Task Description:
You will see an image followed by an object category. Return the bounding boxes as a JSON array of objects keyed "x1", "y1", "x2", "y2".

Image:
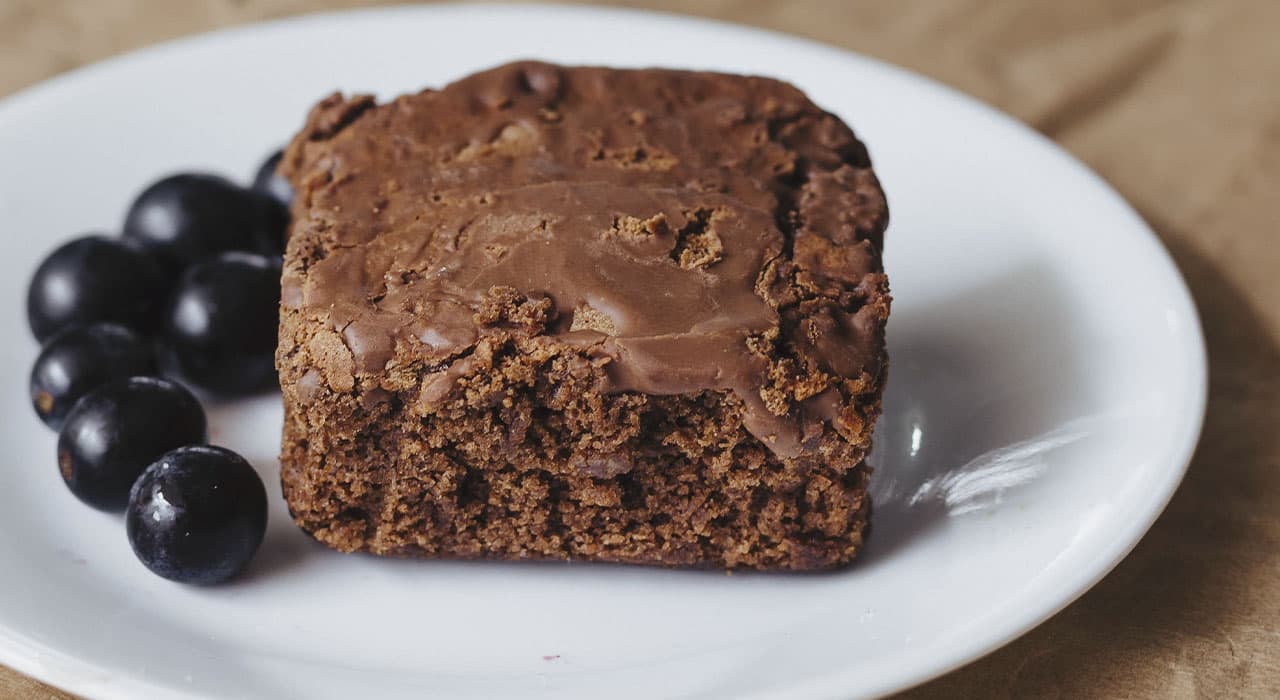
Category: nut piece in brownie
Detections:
[{"x1": 276, "y1": 61, "x2": 890, "y2": 570}]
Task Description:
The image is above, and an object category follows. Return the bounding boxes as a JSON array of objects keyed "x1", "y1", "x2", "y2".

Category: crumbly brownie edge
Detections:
[{"x1": 277, "y1": 305, "x2": 877, "y2": 570}]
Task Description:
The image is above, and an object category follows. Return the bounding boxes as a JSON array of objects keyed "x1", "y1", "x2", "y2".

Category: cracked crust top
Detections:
[{"x1": 279, "y1": 61, "x2": 889, "y2": 458}]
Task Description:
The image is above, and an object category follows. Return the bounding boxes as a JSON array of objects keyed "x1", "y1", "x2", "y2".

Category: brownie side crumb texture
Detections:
[{"x1": 276, "y1": 61, "x2": 890, "y2": 570}]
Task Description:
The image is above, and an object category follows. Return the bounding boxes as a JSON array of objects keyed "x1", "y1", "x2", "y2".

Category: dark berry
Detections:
[
  {"x1": 252, "y1": 149, "x2": 294, "y2": 208},
  {"x1": 26, "y1": 235, "x2": 168, "y2": 342},
  {"x1": 251, "y1": 151, "x2": 292, "y2": 254},
  {"x1": 30, "y1": 323, "x2": 157, "y2": 430},
  {"x1": 257, "y1": 198, "x2": 290, "y2": 256},
  {"x1": 57, "y1": 376, "x2": 206, "y2": 511},
  {"x1": 122, "y1": 173, "x2": 287, "y2": 263},
  {"x1": 126, "y1": 445, "x2": 267, "y2": 585},
  {"x1": 162, "y1": 252, "x2": 281, "y2": 395}
]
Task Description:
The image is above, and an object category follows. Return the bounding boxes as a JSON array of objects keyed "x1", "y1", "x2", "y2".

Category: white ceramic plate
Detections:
[{"x1": 0, "y1": 5, "x2": 1206, "y2": 699}]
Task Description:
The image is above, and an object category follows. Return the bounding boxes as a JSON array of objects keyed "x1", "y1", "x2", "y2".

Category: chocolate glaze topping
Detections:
[{"x1": 281, "y1": 62, "x2": 889, "y2": 457}]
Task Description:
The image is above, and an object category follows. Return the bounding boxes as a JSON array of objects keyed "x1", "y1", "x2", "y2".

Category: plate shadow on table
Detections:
[
  {"x1": 898, "y1": 217, "x2": 1280, "y2": 697},
  {"x1": 861, "y1": 259, "x2": 1095, "y2": 567}
]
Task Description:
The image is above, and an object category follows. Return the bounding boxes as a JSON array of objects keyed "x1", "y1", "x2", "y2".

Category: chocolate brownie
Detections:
[{"x1": 276, "y1": 61, "x2": 889, "y2": 570}]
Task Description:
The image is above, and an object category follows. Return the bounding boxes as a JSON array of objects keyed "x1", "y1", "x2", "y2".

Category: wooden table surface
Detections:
[{"x1": 3, "y1": 1, "x2": 1278, "y2": 698}]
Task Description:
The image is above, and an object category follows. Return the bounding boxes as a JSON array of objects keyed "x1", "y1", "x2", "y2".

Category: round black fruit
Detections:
[
  {"x1": 127, "y1": 445, "x2": 267, "y2": 585},
  {"x1": 163, "y1": 252, "x2": 281, "y2": 395},
  {"x1": 251, "y1": 149, "x2": 294, "y2": 208},
  {"x1": 122, "y1": 173, "x2": 287, "y2": 263},
  {"x1": 26, "y1": 235, "x2": 168, "y2": 342},
  {"x1": 30, "y1": 323, "x2": 157, "y2": 430},
  {"x1": 57, "y1": 376, "x2": 206, "y2": 511}
]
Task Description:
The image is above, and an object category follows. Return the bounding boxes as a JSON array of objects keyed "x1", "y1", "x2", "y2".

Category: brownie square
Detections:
[{"x1": 276, "y1": 61, "x2": 889, "y2": 570}]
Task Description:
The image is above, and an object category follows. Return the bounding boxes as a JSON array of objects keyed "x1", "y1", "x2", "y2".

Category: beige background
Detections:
[{"x1": 2, "y1": 1, "x2": 1278, "y2": 698}]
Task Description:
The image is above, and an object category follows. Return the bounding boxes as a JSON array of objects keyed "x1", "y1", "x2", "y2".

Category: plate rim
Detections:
[{"x1": 0, "y1": 3, "x2": 1208, "y2": 699}]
